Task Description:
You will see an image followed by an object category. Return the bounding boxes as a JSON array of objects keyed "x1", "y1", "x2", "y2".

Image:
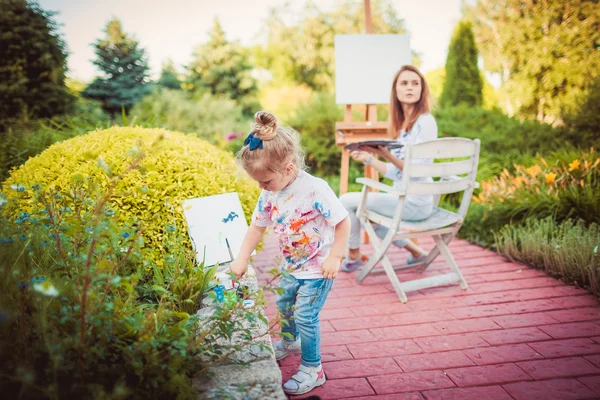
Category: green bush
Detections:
[
  {"x1": 0, "y1": 154, "x2": 274, "y2": 399},
  {"x1": 495, "y1": 218, "x2": 600, "y2": 295},
  {"x1": 460, "y1": 148, "x2": 600, "y2": 246},
  {"x1": 129, "y1": 88, "x2": 248, "y2": 142},
  {"x1": 2, "y1": 126, "x2": 261, "y2": 269},
  {"x1": 434, "y1": 104, "x2": 598, "y2": 155}
]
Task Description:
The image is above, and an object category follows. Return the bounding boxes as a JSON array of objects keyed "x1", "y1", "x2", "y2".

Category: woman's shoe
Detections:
[{"x1": 407, "y1": 253, "x2": 426, "y2": 265}]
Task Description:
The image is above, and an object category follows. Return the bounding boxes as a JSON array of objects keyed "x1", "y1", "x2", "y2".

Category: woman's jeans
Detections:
[
  {"x1": 340, "y1": 192, "x2": 433, "y2": 249},
  {"x1": 276, "y1": 274, "x2": 333, "y2": 367}
]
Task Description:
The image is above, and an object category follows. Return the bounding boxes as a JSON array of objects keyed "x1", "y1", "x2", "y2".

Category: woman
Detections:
[{"x1": 340, "y1": 65, "x2": 437, "y2": 272}]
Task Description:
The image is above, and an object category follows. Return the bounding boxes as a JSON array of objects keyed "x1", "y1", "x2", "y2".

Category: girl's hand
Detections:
[
  {"x1": 229, "y1": 259, "x2": 248, "y2": 280},
  {"x1": 349, "y1": 150, "x2": 372, "y2": 164},
  {"x1": 322, "y1": 255, "x2": 341, "y2": 279}
]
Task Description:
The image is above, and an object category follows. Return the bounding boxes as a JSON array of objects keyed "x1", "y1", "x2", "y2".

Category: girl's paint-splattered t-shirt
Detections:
[{"x1": 252, "y1": 170, "x2": 348, "y2": 279}]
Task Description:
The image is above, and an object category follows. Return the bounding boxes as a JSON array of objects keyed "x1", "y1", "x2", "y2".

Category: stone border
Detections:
[{"x1": 193, "y1": 265, "x2": 286, "y2": 400}]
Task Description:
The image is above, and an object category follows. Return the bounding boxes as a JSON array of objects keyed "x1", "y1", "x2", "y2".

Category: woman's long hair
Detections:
[{"x1": 388, "y1": 65, "x2": 432, "y2": 138}]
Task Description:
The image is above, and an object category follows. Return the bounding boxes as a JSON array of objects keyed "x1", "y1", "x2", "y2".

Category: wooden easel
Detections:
[
  {"x1": 335, "y1": 107, "x2": 387, "y2": 195},
  {"x1": 335, "y1": 0, "x2": 386, "y2": 196}
]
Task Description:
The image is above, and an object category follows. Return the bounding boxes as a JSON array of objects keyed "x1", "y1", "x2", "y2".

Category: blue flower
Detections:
[
  {"x1": 104, "y1": 210, "x2": 116, "y2": 216},
  {"x1": 32, "y1": 184, "x2": 41, "y2": 190},
  {"x1": 121, "y1": 232, "x2": 131, "y2": 239},
  {"x1": 166, "y1": 225, "x2": 176, "y2": 232}
]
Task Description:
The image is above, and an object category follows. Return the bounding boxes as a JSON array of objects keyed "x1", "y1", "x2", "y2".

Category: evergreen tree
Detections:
[
  {"x1": 187, "y1": 19, "x2": 257, "y2": 106},
  {"x1": 83, "y1": 19, "x2": 150, "y2": 116},
  {"x1": 157, "y1": 59, "x2": 181, "y2": 90},
  {"x1": 0, "y1": 0, "x2": 74, "y2": 126},
  {"x1": 440, "y1": 20, "x2": 483, "y2": 108}
]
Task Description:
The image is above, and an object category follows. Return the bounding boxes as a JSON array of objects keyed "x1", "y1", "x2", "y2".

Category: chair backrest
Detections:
[{"x1": 401, "y1": 138, "x2": 481, "y2": 217}]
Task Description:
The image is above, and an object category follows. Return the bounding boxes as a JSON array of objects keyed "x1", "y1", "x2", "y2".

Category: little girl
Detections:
[{"x1": 230, "y1": 111, "x2": 350, "y2": 396}]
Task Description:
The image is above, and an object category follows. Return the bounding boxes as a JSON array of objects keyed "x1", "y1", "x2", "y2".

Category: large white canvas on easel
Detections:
[
  {"x1": 182, "y1": 192, "x2": 250, "y2": 267},
  {"x1": 335, "y1": 34, "x2": 411, "y2": 104}
]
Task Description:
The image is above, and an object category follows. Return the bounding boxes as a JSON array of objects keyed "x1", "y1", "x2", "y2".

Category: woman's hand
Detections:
[
  {"x1": 349, "y1": 150, "x2": 372, "y2": 164},
  {"x1": 362, "y1": 145, "x2": 393, "y2": 161}
]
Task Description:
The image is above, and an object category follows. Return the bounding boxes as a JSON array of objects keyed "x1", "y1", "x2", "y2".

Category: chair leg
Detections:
[
  {"x1": 417, "y1": 231, "x2": 454, "y2": 273},
  {"x1": 433, "y1": 234, "x2": 468, "y2": 290},
  {"x1": 380, "y1": 254, "x2": 408, "y2": 303},
  {"x1": 356, "y1": 220, "x2": 393, "y2": 283}
]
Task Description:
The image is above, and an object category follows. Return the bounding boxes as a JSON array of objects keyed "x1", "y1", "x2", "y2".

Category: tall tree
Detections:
[
  {"x1": 0, "y1": 0, "x2": 74, "y2": 126},
  {"x1": 426, "y1": 67, "x2": 498, "y2": 109},
  {"x1": 83, "y1": 19, "x2": 150, "y2": 116},
  {"x1": 464, "y1": 0, "x2": 600, "y2": 123},
  {"x1": 440, "y1": 20, "x2": 483, "y2": 108},
  {"x1": 258, "y1": 0, "x2": 411, "y2": 91},
  {"x1": 157, "y1": 59, "x2": 181, "y2": 90},
  {"x1": 186, "y1": 18, "x2": 257, "y2": 108}
]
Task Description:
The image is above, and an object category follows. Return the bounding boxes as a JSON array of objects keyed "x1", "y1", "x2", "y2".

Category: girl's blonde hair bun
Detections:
[{"x1": 252, "y1": 111, "x2": 278, "y2": 141}]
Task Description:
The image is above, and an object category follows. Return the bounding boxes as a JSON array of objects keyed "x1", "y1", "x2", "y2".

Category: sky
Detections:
[{"x1": 39, "y1": 0, "x2": 463, "y2": 83}]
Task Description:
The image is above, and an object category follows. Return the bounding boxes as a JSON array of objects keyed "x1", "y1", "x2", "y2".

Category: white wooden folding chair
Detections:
[{"x1": 355, "y1": 138, "x2": 481, "y2": 303}]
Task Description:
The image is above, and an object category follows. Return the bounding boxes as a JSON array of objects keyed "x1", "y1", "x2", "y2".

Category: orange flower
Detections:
[
  {"x1": 545, "y1": 172, "x2": 557, "y2": 184},
  {"x1": 568, "y1": 159, "x2": 580, "y2": 171},
  {"x1": 526, "y1": 165, "x2": 542, "y2": 177},
  {"x1": 513, "y1": 176, "x2": 525, "y2": 188}
]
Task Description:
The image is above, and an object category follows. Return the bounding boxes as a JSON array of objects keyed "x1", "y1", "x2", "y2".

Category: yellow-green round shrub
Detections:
[{"x1": 1, "y1": 126, "x2": 260, "y2": 266}]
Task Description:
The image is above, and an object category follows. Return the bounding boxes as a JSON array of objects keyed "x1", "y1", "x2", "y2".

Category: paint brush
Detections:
[{"x1": 225, "y1": 237, "x2": 234, "y2": 262}]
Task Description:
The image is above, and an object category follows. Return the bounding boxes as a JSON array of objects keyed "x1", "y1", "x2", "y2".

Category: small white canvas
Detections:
[
  {"x1": 335, "y1": 34, "x2": 411, "y2": 104},
  {"x1": 182, "y1": 192, "x2": 251, "y2": 267}
]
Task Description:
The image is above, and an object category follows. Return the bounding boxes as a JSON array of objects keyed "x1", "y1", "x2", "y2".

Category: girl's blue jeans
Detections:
[{"x1": 276, "y1": 274, "x2": 334, "y2": 367}]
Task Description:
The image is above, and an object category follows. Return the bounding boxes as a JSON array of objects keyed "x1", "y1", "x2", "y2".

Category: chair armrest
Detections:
[
  {"x1": 474, "y1": 182, "x2": 480, "y2": 189},
  {"x1": 355, "y1": 178, "x2": 404, "y2": 195}
]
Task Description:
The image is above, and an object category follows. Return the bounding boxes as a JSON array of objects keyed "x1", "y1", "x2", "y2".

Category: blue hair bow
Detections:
[{"x1": 243, "y1": 132, "x2": 263, "y2": 151}]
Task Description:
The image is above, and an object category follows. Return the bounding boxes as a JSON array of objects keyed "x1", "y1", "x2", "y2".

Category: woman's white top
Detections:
[{"x1": 383, "y1": 112, "x2": 438, "y2": 208}]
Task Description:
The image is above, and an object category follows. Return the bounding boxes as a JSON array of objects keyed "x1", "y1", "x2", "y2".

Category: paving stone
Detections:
[
  {"x1": 323, "y1": 357, "x2": 402, "y2": 379},
  {"x1": 415, "y1": 332, "x2": 489, "y2": 352},
  {"x1": 370, "y1": 323, "x2": 440, "y2": 341},
  {"x1": 478, "y1": 327, "x2": 552, "y2": 345},
  {"x1": 491, "y1": 312, "x2": 559, "y2": 329},
  {"x1": 517, "y1": 357, "x2": 600, "y2": 379},
  {"x1": 445, "y1": 363, "x2": 531, "y2": 387},
  {"x1": 529, "y1": 338, "x2": 600, "y2": 358},
  {"x1": 434, "y1": 317, "x2": 502, "y2": 334},
  {"x1": 422, "y1": 385, "x2": 513, "y2": 400},
  {"x1": 348, "y1": 339, "x2": 422, "y2": 359},
  {"x1": 290, "y1": 377, "x2": 375, "y2": 399},
  {"x1": 503, "y1": 378, "x2": 597, "y2": 400},
  {"x1": 321, "y1": 329, "x2": 378, "y2": 346},
  {"x1": 578, "y1": 375, "x2": 600, "y2": 395},
  {"x1": 463, "y1": 343, "x2": 543, "y2": 365},
  {"x1": 540, "y1": 322, "x2": 600, "y2": 339},
  {"x1": 546, "y1": 307, "x2": 600, "y2": 323},
  {"x1": 394, "y1": 350, "x2": 474, "y2": 372},
  {"x1": 368, "y1": 370, "x2": 456, "y2": 394}
]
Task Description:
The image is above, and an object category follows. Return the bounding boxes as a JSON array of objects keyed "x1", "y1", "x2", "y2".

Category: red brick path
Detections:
[{"x1": 252, "y1": 232, "x2": 600, "y2": 400}]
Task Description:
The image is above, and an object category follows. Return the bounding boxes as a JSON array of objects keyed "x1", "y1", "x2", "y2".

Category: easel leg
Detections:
[{"x1": 340, "y1": 148, "x2": 350, "y2": 196}]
